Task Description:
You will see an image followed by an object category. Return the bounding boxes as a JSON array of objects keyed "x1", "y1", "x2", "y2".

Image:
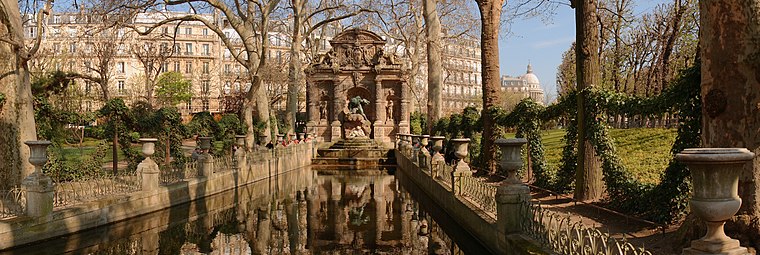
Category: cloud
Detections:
[{"x1": 532, "y1": 36, "x2": 575, "y2": 49}]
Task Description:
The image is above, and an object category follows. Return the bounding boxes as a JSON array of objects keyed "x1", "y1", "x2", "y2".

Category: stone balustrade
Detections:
[
  {"x1": 395, "y1": 135, "x2": 654, "y2": 255},
  {"x1": 0, "y1": 137, "x2": 314, "y2": 250}
]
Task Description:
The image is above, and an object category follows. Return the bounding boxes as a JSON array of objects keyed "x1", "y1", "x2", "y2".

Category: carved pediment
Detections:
[{"x1": 312, "y1": 29, "x2": 401, "y2": 72}]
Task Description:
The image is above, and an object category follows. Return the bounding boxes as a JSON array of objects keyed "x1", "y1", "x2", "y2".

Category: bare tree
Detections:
[
  {"x1": 0, "y1": 0, "x2": 52, "y2": 188},
  {"x1": 131, "y1": 0, "x2": 284, "y2": 149},
  {"x1": 131, "y1": 28, "x2": 175, "y2": 106},
  {"x1": 475, "y1": 0, "x2": 504, "y2": 175}
]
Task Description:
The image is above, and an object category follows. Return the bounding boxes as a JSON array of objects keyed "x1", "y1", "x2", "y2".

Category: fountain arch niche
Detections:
[{"x1": 305, "y1": 29, "x2": 409, "y2": 147}]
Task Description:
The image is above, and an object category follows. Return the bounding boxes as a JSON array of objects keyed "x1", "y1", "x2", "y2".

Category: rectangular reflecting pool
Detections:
[{"x1": 2, "y1": 168, "x2": 489, "y2": 254}]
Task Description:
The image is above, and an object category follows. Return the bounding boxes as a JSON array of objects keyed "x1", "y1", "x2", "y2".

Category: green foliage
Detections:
[
  {"x1": 410, "y1": 112, "x2": 427, "y2": 134},
  {"x1": 155, "y1": 72, "x2": 193, "y2": 107},
  {"x1": 32, "y1": 71, "x2": 96, "y2": 144},
  {"x1": 187, "y1": 112, "x2": 220, "y2": 137},
  {"x1": 490, "y1": 64, "x2": 701, "y2": 223},
  {"x1": 217, "y1": 113, "x2": 245, "y2": 155},
  {"x1": 43, "y1": 142, "x2": 109, "y2": 181}
]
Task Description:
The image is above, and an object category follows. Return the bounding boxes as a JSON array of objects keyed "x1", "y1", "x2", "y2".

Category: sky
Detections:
[{"x1": 499, "y1": 0, "x2": 663, "y2": 103}]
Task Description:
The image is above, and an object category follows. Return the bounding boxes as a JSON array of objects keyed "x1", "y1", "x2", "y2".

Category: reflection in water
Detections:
[{"x1": 3, "y1": 170, "x2": 479, "y2": 254}]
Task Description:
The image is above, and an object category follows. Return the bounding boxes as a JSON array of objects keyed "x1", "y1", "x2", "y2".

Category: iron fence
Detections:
[
  {"x1": 160, "y1": 161, "x2": 198, "y2": 185},
  {"x1": 460, "y1": 175, "x2": 497, "y2": 216},
  {"x1": 54, "y1": 173, "x2": 141, "y2": 208},
  {"x1": 213, "y1": 156, "x2": 233, "y2": 173},
  {"x1": 521, "y1": 201, "x2": 653, "y2": 255},
  {"x1": 0, "y1": 187, "x2": 25, "y2": 219}
]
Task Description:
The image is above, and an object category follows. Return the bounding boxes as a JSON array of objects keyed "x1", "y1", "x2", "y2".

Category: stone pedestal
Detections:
[
  {"x1": 22, "y1": 173, "x2": 53, "y2": 218},
  {"x1": 331, "y1": 121, "x2": 342, "y2": 142},
  {"x1": 496, "y1": 184, "x2": 531, "y2": 234},
  {"x1": 22, "y1": 140, "x2": 53, "y2": 218},
  {"x1": 138, "y1": 138, "x2": 160, "y2": 191}
]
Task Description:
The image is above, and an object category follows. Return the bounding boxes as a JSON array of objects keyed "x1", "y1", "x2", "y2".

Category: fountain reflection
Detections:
[{"x1": 2, "y1": 169, "x2": 474, "y2": 255}]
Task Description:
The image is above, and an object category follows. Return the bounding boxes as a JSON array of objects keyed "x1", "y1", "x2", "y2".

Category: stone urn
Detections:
[
  {"x1": 25, "y1": 140, "x2": 52, "y2": 175},
  {"x1": 276, "y1": 134, "x2": 285, "y2": 144},
  {"x1": 495, "y1": 138, "x2": 527, "y2": 184},
  {"x1": 450, "y1": 138, "x2": 471, "y2": 172},
  {"x1": 421, "y1": 135, "x2": 430, "y2": 149},
  {"x1": 259, "y1": 135, "x2": 269, "y2": 146},
  {"x1": 431, "y1": 136, "x2": 445, "y2": 156},
  {"x1": 676, "y1": 148, "x2": 754, "y2": 255},
  {"x1": 235, "y1": 135, "x2": 247, "y2": 147},
  {"x1": 139, "y1": 138, "x2": 158, "y2": 157},
  {"x1": 199, "y1": 137, "x2": 212, "y2": 151},
  {"x1": 298, "y1": 133, "x2": 306, "y2": 140}
]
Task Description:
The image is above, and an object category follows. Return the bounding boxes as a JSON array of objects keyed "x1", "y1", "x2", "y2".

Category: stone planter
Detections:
[
  {"x1": 421, "y1": 135, "x2": 430, "y2": 149},
  {"x1": 235, "y1": 135, "x2": 247, "y2": 147},
  {"x1": 138, "y1": 138, "x2": 160, "y2": 191},
  {"x1": 676, "y1": 148, "x2": 753, "y2": 255},
  {"x1": 431, "y1": 136, "x2": 445, "y2": 156},
  {"x1": 298, "y1": 133, "x2": 306, "y2": 140},
  {"x1": 199, "y1": 137, "x2": 212, "y2": 150},
  {"x1": 450, "y1": 138, "x2": 471, "y2": 173},
  {"x1": 22, "y1": 140, "x2": 53, "y2": 218},
  {"x1": 495, "y1": 138, "x2": 527, "y2": 184},
  {"x1": 276, "y1": 134, "x2": 285, "y2": 144}
]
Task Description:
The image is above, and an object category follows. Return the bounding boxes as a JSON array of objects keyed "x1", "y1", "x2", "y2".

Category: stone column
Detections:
[
  {"x1": 235, "y1": 135, "x2": 247, "y2": 172},
  {"x1": 374, "y1": 78, "x2": 385, "y2": 144},
  {"x1": 22, "y1": 141, "x2": 53, "y2": 218},
  {"x1": 331, "y1": 77, "x2": 343, "y2": 142},
  {"x1": 495, "y1": 138, "x2": 531, "y2": 250},
  {"x1": 198, "y1": 137, "x2": 213, "y2": 177},
  {"x1": 306, "y1": 82, "x2": 317, "y2": 127},
  {"x1": 450, "y1": 138, "x2": 471, "y2": 195},
  {"x1": 399, "y1": 81, "x2": 410, "y2": 134},
  {"x1": 418, "y1": 135, "x2": 430, "y2": 169},
  {"x1": 138, "y1": 138, "x2": 160, "y2": 191}
]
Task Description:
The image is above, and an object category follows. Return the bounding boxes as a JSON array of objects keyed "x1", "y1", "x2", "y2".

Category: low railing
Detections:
[
  {"x1": 160, "y1": 161, "x2": 198, "y2": 185},
  {"x1": 0, "y1": 188, "x2": 26, "y2": 219},
  {"x1": 437, "y1": 163, "x2": 454, "y2": 189},
  {"x1": 460, "y1": 175, "x2": 497, "y2": 216},
  {"x1": 53, "y1": 173, "x2": 141, "y2": 208},
  {"x1": 213, "y1": 156, "x2": 233, "y2": 173},
  {"x1": 521, "y1": 201, "x2": 652, "y2": 255}
]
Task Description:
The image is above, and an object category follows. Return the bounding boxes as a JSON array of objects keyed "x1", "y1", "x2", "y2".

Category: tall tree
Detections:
[
  {"x1": 0, "y1": 0, "x2": 51, "y2": 188},
  {"x1": 133, "y1": 0, "x2": 282, "y2": 149},
  {"x1": 572, "y1": 0, "x2": 603, "y2": 201},
  {"x1": 700, "y1": 0, "x2": 760, "y2": 247},
  {"x1": 424, "y1": 0, "x2": 442, "y2": 134},
  {"x1": 475, "y1": 0, "x2": 504, "y2": 175}
]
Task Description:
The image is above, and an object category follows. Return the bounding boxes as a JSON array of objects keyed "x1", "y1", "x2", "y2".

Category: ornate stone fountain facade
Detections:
[{"x1": 305, "y1": 29, "x2": 409, "y2": 147}]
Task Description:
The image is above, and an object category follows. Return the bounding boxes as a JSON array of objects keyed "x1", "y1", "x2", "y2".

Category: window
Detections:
[
  {"x1": 69, "y1": 15, "x2": 76, "y2": 23},
  {"x1": 52, "y1": 27, "x2": 60, "y2": 36},
  {"x1": 161, "y1": 62, "x2": 168, "y2": 72},
  {"x1": 68, "y1": 61, "x2": 75, "y2": 70},
  {"x1": 27, "y1": 27, "x2": 36, "y2": 38},
  {"x1": 224, "y1": 64, "x2": 230, "y2": 74},
  {"x1": 83, "y1": 61, "x2": 91, "y2": 70},
  {"x1": 223, "y1": 49, "x2": 231, "y2": 59},
  {"x1": 174, "y1": 62, "x2": 180, "y2": 72},
  {"x1": 117, "y1": 62, "x2": 125, "y2": 74},
  {"x1": 162, "y1": 27, "x2": 169, "y2": 34},
  {"x1": 117, "y1": 44, "x2": 125, "y2": 54},
  {"x1": 185, "y1": 27, "x2": 192, "y2": 35},
  {"x1": 85, "y1": 82, "x2": 92, "y2": 93},
  {"x1": 185, "y1": 61, "x2": 192, "y2": 73},
  {"x1": 185, "y1": 43, "x2": 193, "y2": 55},
  {"x1": 202, "y1": 28, "x2": 209, "y2": 36},
  {"x1": 69, "y1": 43, "x2": 76, "y2": 53},
  {"x1": 202, "y1": 62, "x2": 209, "y2": 74},
  {"x1": 202, "y1": 44, "x2": 209, "y2": 56},
  {"x1": 202, "y1": 99, "x2": 209, "y2": 111},
  {"x1": 85, "y1": 101, "x2": 92, "y2": 112},
  {"x1": 68, "y1": 27, "x2": 76, "y2": 37},
  {"x1": 201, "y1": 80, "x2": 210, "y2": 94},
  {"x1": 117, "y1": 28, "x2": 125, "y2": 37},
  {"x1": 53, "y1": 43, "x2": 61, "y2": 53},
  {"x1": 53, "y1": 15, "x2": 61, "y2": 24},
  {"x1": 186, "y1": 100, "x2": 192, "y2": 110},
  {"x1": 85, "y1": 43, "x2": 93, "y2": 53},
  {"x1": 117, "y1": 81, "x2": 125, "y2": 95},
  {"x1": 276, "y1": 51, "x2": 282, "y2": 63}
]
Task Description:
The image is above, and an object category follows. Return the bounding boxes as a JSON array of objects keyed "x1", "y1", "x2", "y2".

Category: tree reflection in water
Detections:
[{"x1": 2, "y1": 172, "x2": 477, "y2": 255}]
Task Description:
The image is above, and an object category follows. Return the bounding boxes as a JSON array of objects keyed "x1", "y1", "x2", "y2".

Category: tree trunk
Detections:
[
  {"x1": 424, "y1": 0, "x2": 443, "y2": 134},
  {"x1": 112, "y1": 130, "x2": 119, "y2": 175},
  {"x1": 476, "y1": 0, "x2": 504, "y2": 175},
  {"x1": 573, "y1": 0, "x2": 603, "y2": 201},
  {"x1": 286, "y1": 26, "x2": 303, "y2": 136},
  {"x1": 700, "y1": 0, "x2": 760, "y2": 247},
  {"x1": 0, "y1": 0, "x2": 37, "y2": 189}
]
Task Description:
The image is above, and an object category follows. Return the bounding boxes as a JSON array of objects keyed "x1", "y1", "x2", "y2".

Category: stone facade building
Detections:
[{"x1": 500, "y1": 63, "x2": 545, "y2": 105}]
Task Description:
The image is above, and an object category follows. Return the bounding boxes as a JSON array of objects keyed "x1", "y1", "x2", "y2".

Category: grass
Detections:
[
  {"x1": 520, "y1": 128, "x2": 677, "y2": 185},
  {"x1": 58, "y1": 141, "x2": 140, "y2": 163}
]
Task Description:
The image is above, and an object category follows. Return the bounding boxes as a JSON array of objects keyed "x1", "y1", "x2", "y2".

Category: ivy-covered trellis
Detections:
[{"x1": 432, "y1": 64, "x2": 700, "y2": 223}]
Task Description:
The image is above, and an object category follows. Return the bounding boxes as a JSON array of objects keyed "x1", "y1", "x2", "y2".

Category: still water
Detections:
[{"x1": 3, "y1": 168, "x2": 489, "y2": 254}]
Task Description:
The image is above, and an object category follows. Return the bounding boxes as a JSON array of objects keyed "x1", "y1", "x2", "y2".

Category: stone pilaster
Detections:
[
  {"x1": 399, "y1": 81, "x2": 410, "y2": 134},
  {"x1": 331, "y1": 77, "x2": 343, "y2": 142}
]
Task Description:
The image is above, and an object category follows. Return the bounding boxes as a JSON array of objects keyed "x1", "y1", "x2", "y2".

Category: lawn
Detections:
[{"x1": 523, "y1": 128, "x2": 677, "y2": 185}]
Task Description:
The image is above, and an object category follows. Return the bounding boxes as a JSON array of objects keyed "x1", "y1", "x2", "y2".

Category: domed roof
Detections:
[{"x1": 520, "y1": 63, "x2": 540, "y2": 86}]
